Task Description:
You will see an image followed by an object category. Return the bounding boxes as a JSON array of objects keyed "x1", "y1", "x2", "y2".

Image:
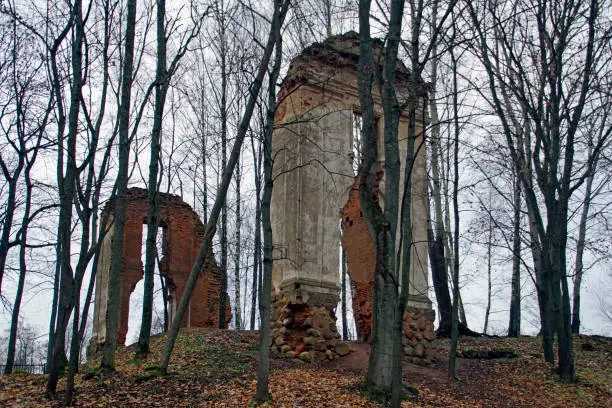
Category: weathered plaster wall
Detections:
[{"x1": 89, "y1": 188, "x2": 228, "y2": 354}]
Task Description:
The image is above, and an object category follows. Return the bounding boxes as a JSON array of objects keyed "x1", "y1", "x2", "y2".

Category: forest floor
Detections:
[{"x1": 0, "y1": 328, "x2": 610, "y2": 407}]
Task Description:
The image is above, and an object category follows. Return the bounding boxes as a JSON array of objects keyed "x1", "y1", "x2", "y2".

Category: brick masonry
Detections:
[{"x1": 89, "y1": 187, "x2": 229, "y2": 355}]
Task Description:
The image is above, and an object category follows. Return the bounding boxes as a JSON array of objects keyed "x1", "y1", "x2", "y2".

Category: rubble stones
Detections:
[
  {"x1": 334, "y1": 342, "x2": 350, "y2": 356},
  {"x1": 322, "y1": 330, "x2": 335, "y2": 340},
  {"x1": 268, "y1": 288, "x2": 435, "y2": 362},
  {"x1": 306, "y1": 328, "x2": 321, "y2": 337},
  {"x1": 314, "y1": 341, "x2": 328, "y2": 352},
  {"x1": 400, "y1": 310, "x2": 436, "y2": 358},
  {"x1": 299, "y1": 352, "x2": 313, "y2": 363},
  {"x1": 303, "y1": 336, "x2": 316, "y2": 346},
  {"x1": 313, "y1": 351, "x2": 327, "y2": 362},
  {"x1": 269, "y1": 293, "x2": 346, "y2": 360}
]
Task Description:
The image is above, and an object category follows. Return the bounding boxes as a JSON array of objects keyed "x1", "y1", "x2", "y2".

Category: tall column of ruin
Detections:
[{"x1": 270, "y1": 32, "x2": 434, "y2": 361}]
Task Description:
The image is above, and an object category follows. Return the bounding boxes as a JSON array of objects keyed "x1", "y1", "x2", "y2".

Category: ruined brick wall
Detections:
[
  {"x1": 90, "y1": 188, "x2": 229, "y2": 352},
  {"x1": 340, "y1": 177, "x2": 377, "y2": 342},
  {"x1": 341, "y1": 177, "x2": 435, "y2": 353}
]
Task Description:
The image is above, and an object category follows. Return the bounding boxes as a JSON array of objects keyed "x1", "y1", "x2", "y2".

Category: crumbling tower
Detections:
[{"x1": 270, "y1": 32, "x2": 434, "y2": 360}]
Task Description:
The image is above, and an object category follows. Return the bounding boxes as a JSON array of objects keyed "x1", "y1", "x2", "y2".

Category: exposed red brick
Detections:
[
  {"x1": 104, "y1": 187, "x2": 230, "y2": 345},
  {"x1": 340, "y1": 176, "x2": 380, "y2": 342}
]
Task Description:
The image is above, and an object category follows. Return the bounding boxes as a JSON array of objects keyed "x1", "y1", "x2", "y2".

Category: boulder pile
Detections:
[{"x1": 270, "y1": 294, "x2": 350, "y2": 361}]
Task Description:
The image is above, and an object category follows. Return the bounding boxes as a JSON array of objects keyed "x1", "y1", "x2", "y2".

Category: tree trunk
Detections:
[
  {"x1": 47, "y1": 0, "x2": 84, "y2": 395},
  {"x1": 201, "y1": 95, "x2": 208, "y2": 223},
  {"x1": 571, "y1": 147, "x2": 596, "y2": 334},
  {"x1": 448, "y1": 38, "x2": 460, "y2": 380},
  {"x1": 45, "y1": 243, "x2": 61, "y2": 375},
  {"x1": 0, "y1": 173, "x2": 22, "y2": 295},
  {"x1": 484, "y1": 190, "x2": 492, "y2": 335},
  {"x1": 530, "y1": 214, "x2": 554, "y2": 363},
  {"x1": 341, "y1": 240, "x2": 348, "y2": 340},
  {"x1": 550, "y1": 206, "x2": 576, "y2": 382},
  {"x1": 426, "y1": 29, "x2": 453, "y2": 335},
  {"x1": 160, "y1": 269, "x2": 169, "y2": 331},
  {"x1": 218, "y1": 5, "x2": 229, "y2": 328},
  {"x1": 4, "y1": 173, "x2": 33, "y2": 374},
  {"x1": 138, "y1": 0, "x2": 167, "y2": 357},
  {"x1": 357, "y1": 0, "x2": 406, "y2": 400},
  {"x1": 250, "y1": 138, "x2": 262, "y2": 330},
  {"x1": 234, "y1": 157, "x2": 242, "y2": 330},
  {"x1": 4, "y1": 237, "x2": 27, "y2": 375},
  {"x1": 255, "y1": 3, "x2": 285, "y2": 400},
  {"x1": 65, "y1": 286, "x2": 81, "y2": 405},
  {"x1": 159, "y1": 0, "x2": 288, "y2": 373},
  {"x1": 427, "y1": 202, "x2": 452, "y2": 336},
  {"x1": 465, "y1": 0, "x2": 603, "y2": 383},
  {"x1": 101, "y1": 0, "x2": 137, "y2": 370},
  {"x1": 508, "y1": 169, "x2": 521, "y2": 337},
  {"x1": 3, "y1": 14, "x2": 42, "y2": 372}
]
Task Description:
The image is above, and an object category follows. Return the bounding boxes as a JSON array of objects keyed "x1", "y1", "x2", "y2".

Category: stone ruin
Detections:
[
  {"x1": 87, "y1": 33, "x2": 435, "y2": 363},
  {"x1": 88, "y1": 187, "x2": 229, "y2": 356},
  {"x1": 270, "y1": 32, "x2": 435, "y2": 362}
]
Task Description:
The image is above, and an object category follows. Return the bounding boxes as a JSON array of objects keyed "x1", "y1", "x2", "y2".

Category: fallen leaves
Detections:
[{"x1": 0, "y1": 329, "x2": 609, "y2": 407}]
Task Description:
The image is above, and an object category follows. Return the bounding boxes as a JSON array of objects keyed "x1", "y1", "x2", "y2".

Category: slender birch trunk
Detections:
[{"x1": 160, "y1": 0, "x2": 288, "y2": 373}]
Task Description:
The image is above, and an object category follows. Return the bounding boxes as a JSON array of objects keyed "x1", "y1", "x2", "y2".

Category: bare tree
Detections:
[
  {"x1": 254, "y1": 2, "x2": 286, "y2": 399},
  {"x1": 508, "y1": 168, "x2": 521, "y2": 337},
  {"x1": 468, "y1": 0, "x2": 611, "y2": 382},
  {"x1": 137, "y1": 0, "x2": 206, "y2": 357},
  {"x1": 250, "y1": 132, "x2": 263, "y2": 330},
  {"x1": 234, "y1": 154, "x2": 242, "y2": 329},
  {"x1": 41, "y1": 0, "x2": 86, "y2": 396},
  {"x1": 101, "y1": 0, "x2": 139, "y2": 371},
  {"x1": 159, "y1": 0, "x2": 289, "y2": 374},
  {"x1": 356, "y1": 0, "x2": 454, "y2": 403},
  {"x1": 0, "y1": 6, "x2": 52, "y2": 375},
  {"x1": 356, "y1": 0, "x2": 407, "y2": 404},
  {"x1": 571, "y1": 107, "x2": 610, "y2": 333},
  {"x1": 448, "y1": 27, "x2": 461, "y2": 378}
]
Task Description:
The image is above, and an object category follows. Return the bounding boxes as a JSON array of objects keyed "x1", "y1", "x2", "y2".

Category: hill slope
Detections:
[{"x1": 1, "y1": 328, "x2": 610, "y2": 407}]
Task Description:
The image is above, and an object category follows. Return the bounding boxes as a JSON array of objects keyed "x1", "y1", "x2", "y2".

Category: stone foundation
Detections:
[
  {"x1": 269, "y1": 280, "x2": 350, "y2": 361},
  {"x1": 402, "y1": 308, "x2": 436, "y2": 358}
]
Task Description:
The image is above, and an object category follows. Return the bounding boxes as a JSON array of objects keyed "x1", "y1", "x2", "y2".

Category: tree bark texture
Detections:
[
  {"x1": 101, "y1": 0, "x2": 137, "y2": 370},
  {"x1": 571, "y1": 145, "x2": 597, "y2": 334},
  {"x1": 218, "y1": 2, "x2": 229, "y2": 328},
  {"x1": 250, "y1": 137, "x2": 262, "y2": 330},
  {"x1": 234, "y1": 158, "x2": 242, "y2": 330},
  {"x1": 47, "y1": 0, "x2": 85, "y2": 395}
]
